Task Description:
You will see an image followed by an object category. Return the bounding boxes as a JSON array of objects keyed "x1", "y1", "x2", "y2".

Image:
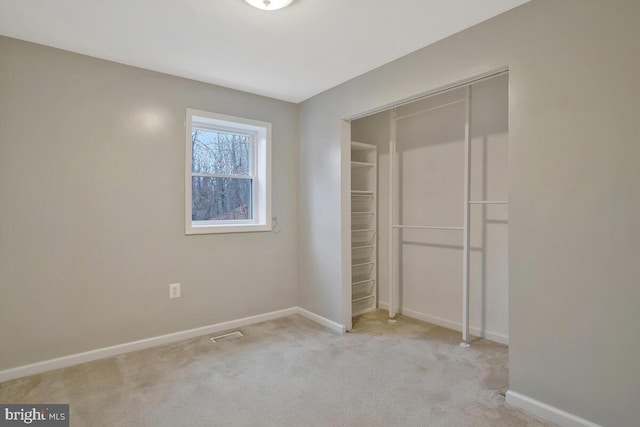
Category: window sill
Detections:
[{"x1": 186, "y1": 223, "x2": 272, "y2": 235}]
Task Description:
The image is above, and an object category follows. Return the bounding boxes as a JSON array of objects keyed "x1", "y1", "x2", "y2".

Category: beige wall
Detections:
[
  {"x1": 299, "y1": 1, "x2": 640, "y2": 425},
  {"x1": 0, "y1": 37, "x2": 299, "y2": 370}
]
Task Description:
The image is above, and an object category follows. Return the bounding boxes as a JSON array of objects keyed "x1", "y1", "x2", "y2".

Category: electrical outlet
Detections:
[{"x1": 169, "y1": 283, "x2": 181, "y2": 298}]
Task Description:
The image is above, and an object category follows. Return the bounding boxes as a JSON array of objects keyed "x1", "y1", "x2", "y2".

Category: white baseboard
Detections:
[
  {"x1": 296, "y1": 307, "x2": 346, "y2": 333},
  {"x1": 506, "y1": 390, "x2": 601, "y2": 427},
  {"x1": 375, "y1": 301, "x2": 391, "y2": 312},
  {"x1": 2, "y1": 306, "x2": 343, "y2": 383},
  {"x1": 378, "y1": 302, "x2": 508, "y2": 345}
]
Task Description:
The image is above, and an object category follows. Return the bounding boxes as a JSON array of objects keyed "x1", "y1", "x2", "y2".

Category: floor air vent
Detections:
[{"x1": 209, "y1": 331, "x2": 243, "y2": 343}]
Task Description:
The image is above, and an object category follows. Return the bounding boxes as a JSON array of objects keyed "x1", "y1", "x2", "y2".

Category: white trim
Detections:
[
  {"x1": 340, "y1": 121, "x2": 353, "y2": 332},
  {"x1": 378, "y1": 302, "x2": 508, "y2": 345},
  {"x1": 388, "y1": 110, "x2": 396, "y2": 320},
  {"x1": 461, "y1": 85, "x2": 472, "y2": 345},
  {"x1": 297, "y1": 307, "x2": 347, "y2": 333},
  {"x1": 1, "y1": 307, "x2": 345, "y2": 383},
  {"x1": 343, "y1": 67, "x2": 509, "y2": 121},
  {"x1": 506, "y1": 390, "x2": 601, "y2": 427},
  {"x1": 188, "y1": 222, "x2": 271, "y2": 234},
  {"x1": 192, "y1": 173, "x2": 254, "y2": 180},
  {"x1": 185, "y1": 108, "x2": 272, "y2": 235}
]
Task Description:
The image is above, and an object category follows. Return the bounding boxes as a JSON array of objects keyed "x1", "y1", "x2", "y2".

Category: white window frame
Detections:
[{"x1": 185, "y1": 108, "x2": 271, "y2": 234}]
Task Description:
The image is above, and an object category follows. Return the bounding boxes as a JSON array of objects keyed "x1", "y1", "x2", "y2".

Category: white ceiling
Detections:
[{"x1": 0, "y1": 0, "x2": 529, "y2": 103}]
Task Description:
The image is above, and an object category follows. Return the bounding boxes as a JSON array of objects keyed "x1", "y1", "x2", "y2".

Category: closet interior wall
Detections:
[{"x1": 351, "y1": 74, "x2": 509, "y2": 343}]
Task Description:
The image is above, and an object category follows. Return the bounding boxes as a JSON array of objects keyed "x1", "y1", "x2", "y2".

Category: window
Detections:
[{"x1": 186, "y1": 109, "x2": 271, "y2": 234}]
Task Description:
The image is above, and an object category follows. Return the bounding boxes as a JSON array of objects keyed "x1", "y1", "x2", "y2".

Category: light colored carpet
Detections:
[{"x1": 0, "y1": 310, "x2": 553, "y2": 426}]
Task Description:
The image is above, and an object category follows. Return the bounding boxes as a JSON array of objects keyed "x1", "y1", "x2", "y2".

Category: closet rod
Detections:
[
  {"x1": 392, "y1": 225, "x2": 463, "y2": 231},
  {"x1": 385, "y1": 78, "x2": 509, "y2": 347},
  {"x1": 394, "y1": 99, "x2": 466, "y2": 122},
  {"x1": 468, "y1": 200, "x2": 508, "y2": 204}
]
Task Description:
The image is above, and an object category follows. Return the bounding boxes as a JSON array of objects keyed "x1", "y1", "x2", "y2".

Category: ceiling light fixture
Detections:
[{"x1": 244, "y1": 0, "x2": 294, "y2": 11}]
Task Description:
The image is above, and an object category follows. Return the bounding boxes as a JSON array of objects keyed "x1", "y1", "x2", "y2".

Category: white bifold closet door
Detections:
[{"x1": 393, "y1": 75, "x2": 509, "y2": 343}]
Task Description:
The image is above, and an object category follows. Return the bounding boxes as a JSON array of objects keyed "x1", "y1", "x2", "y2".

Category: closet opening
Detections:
[{"x1": 346, "y1": 71, "x2": 509, "y2": 346}]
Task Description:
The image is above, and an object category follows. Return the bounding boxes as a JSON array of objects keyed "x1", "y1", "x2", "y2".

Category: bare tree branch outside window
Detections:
[{"x1": 191, "y1": 129, "x2": 252, "y2": 221}]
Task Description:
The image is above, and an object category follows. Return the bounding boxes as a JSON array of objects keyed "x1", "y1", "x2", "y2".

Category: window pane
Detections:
[
  {"x1": 191, "y1": 129, "x2": 251, "y2": 176},
  {"x1": 192, "y1": 177, "x2": 252, "y2": 221}
]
